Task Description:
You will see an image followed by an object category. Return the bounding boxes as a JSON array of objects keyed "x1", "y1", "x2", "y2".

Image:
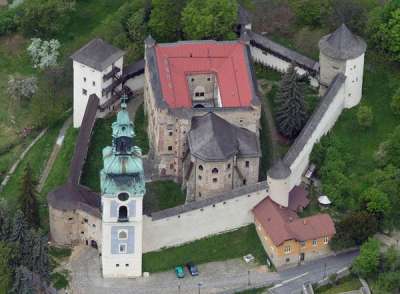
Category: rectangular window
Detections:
[
  {"x1": 92, "y1": 81, "x2": 96, "y2": 86},
  {"x1": 168, "y1": 131, "x2": 173, "y2": 136},
  {"x1": 83, "y1": 77, "x2": 86, "y2": 82},
  {"x1": 116, "y1": 264, "x2": 120, "y2": 267},
  {"x1": 82, "y1": 88, "x2": 87, "y2": 95},
  {"x1": 300, "y1": 241, "x2": 306, "y2": 248},
  {"x1": 168, "y1": 146, "x2": 172, "y2": 151},
  {"x1": 284, "y1": 246, "x2": 291, "y2": 254},
  {"x1": 84, "y1": 218, "x2": 88, "y2": 223},
  {"x1": 245, "y1": 161, "x2": 250, "y2": 168},
  {"x1": 119, "y1": 243, "x2": 127, "y2": 253},
  {"x1": 312, "y1": 239, "x2": 317, "y2": 246},
  {"x1": 323, "y1": 236, "x2": 329, "y2": 244}
]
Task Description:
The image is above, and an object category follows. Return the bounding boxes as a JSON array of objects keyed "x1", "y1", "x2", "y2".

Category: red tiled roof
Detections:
[
  {"x1": 154, "y1": 41, "x2": 254, "y2": 108},
  {"x1": 253, "y1": 197, "x2": 335, "y2": 246},
  {"x1": 288, "y1": 186, "x2": 310, "y2": 212}
]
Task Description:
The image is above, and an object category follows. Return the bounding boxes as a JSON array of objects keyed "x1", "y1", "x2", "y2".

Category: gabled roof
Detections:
[
  {"x1": 319, "y1": 24, "x2": 366, "y2": 60},
  {"x1": 71, "y1": 38, "x2": 125, "y2": 71},
  {"x1": 48, "y1": 183, "x2": 101, "y2": 218},
  {"x1": 253, "y1": 196, "x2": 335, "y2": 246},
  {"x1": 151, "y1": 40, "x2": 257, "y2": 108},
  {"x1": 188, "y1": 113, "x2": 260, "y2": 161}
]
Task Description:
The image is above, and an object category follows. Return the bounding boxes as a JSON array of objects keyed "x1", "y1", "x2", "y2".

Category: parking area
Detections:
[{"x1": 68, "y1": 246, "x2": 278, "y2": 294}]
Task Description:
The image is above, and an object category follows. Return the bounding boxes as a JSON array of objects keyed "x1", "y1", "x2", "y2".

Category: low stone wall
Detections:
[{"x1": 142, "y1": 182, "x2": 268, "y2": 253}]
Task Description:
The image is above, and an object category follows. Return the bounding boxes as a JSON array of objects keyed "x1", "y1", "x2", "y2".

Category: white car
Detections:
[{"x1": 243, "y1": 254, "x2": 255, "y2": 263}]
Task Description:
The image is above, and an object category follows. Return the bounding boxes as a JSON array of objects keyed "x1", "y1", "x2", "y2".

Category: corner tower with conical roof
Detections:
[
  {"x1": 319, "y1": 24, "x2": 367, "y2": 108},
  {"x1": 100, "y1": 95, "x2": 145, "y2": 278}
]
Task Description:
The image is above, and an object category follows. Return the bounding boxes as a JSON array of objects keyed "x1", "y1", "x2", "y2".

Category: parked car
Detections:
[
  {"x1": 175, "y1": 266, "x2": 185, "y2": 278},
  {"x1": 186, "y1": 262, "x2": 199, "y2": 276}
]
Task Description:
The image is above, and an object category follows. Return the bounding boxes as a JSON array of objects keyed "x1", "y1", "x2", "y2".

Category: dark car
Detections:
[{"x1": 186, "y1": 262, "x2": 199, "y2": 276}]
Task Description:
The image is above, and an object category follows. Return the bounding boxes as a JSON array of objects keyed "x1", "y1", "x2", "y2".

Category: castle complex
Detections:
[{"x1": 48, "y1": 22, "x2": 366, "y2": 275}]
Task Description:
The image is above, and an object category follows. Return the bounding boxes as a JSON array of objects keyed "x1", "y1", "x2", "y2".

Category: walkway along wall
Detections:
[
  {"x1": 284, "y1": 74, "x2": 346, "y2": 189},
  {"x1": 142, "y1": 182, "x2": 268, "y2": 253}
]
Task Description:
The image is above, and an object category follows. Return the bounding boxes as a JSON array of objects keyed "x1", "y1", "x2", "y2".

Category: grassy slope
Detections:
[
  {"x1": 142, "y1": 225, "x2": 267, "y2": 272},
  {"x1": 80, "y1": 116, "x2": 114, "y2": 192},
  {"x1": 143, "y1": 180, "x2": 186, "y2": 214},
  {"x1": 315, "y1": 275, "x2": 362, "y2": 294}
]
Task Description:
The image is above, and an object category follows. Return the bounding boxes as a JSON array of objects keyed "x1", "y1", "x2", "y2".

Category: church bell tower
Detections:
[{"x1": 100, "y1": 95, "x2": 145, "y2": 278}]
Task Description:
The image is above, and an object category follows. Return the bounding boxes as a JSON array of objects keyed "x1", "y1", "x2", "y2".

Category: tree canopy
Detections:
[
  {"x1": 181, "y1": 0, "x2": 238, "y2": 40},
  {"x1": 352, "y1": 237, "x2": 380, "y2": 278}
]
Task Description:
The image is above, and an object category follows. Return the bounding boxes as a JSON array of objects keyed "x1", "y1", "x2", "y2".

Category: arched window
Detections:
[
  {"x1": 118, "y1": 206, "x2": 128, "y2": 222},
  {"x1": 118, "y1": 192, "x2": 129, "y2": 202},
  {"x1": 198, "y1": 165, "x2": 203, "y2": 171},
  {"x1": 212, "y1": 168, "x2": 218, "y2": 174},
  {"x1": 118, "y1": 230, "x2": 128, "y2": 240}
]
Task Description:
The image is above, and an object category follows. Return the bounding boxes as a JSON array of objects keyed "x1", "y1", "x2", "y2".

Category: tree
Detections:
[
  {"x1": 361, "y1": 187, "x2": 390, "y2": 217},
  {"x1": 275, "y1": 63, "x2": 307, "y2": 139},
  {"x1": 330, "y1": 211, "x2": 378, "y2": 251},
  {"x1": 11, "y1": 266, "x2": 34, "y2": 294},
  {"x1": 18, "y1": 165, "x2": 40, "y2": 228},
  {"x1": 126, "y1": 8, "x2": 148, "y2": 59},
  {"x1": 356, "y1": 105, "x2": 373, "y2": 129},
  {"x1": 10, "y1": 211, "x2": 29, "y2": 244},
  {"x1": 7, "y1": 76, "x2": 37, "y2": 108},
  {"x1": 31, "y1": 233, "x2": 49, "y2": 281},
  {"x1": 391, "y1": 88, "x2": 400, "y2": 115},
  {"x1": 289, "y1": 0, "x2": 325, "y2": 26},
  {"x1": 181, "y1": 0, "x2": 238, "y2": 40},
  {"x1": 27, "y1": 38, "x2": 60, "y2": 69},
  {"x1": 367, "y1": 2, "x2": 400, "y2": 61},
  {"x1": 17, "y1": 0, "x2": 75, "y2": 38},
  {"x1": 375, "y1": 271, "x2": 400, "y2": 294},
  {"x1": 352, "y1": 238, "x2": 380, "y2": 278},
  {"x1": 0, "y1": 242, "x2": 13, "y2": 294},
  {"x1": 0, "y1": 202, "x2": 11, "y2": 242},
  {"x1": 148, "y1": 0, "x2": 186, "y2": 42}
]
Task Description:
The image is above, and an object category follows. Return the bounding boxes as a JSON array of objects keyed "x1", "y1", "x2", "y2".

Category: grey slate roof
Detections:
[
  {"x1": 151, "y1": 181, "x2": 268, "y2": 220},
  {"x1": 319, "y1": 24, "x2": 366, "y2": 60},
  {"x1": 71, "y1": 38, "x2": 125, "y2": 71},
  {"x1": 48, "y1": 183, "x2": 101, "y2": 218},
  {"x1": 69, "y1": 94, "x2": 99, "y2": 184},
  {"x1": 247, "y1": 30, "x2": 319, "y2": 72},
  {"x1": 267, "y1": 159, "x2": 291, "y2": 179},
  {"x1": 284, "y1": 73, "x2": 346, "y2": 166},
  {"x1": 188, "y1": 113, "x2": 260, "y2": 162}
]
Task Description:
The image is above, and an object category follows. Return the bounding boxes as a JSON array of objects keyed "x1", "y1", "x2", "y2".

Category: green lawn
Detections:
[
  {"x1": 315, "y1": 275, "x2": 362, "y2": 294},
  {"x1": 80, "y1": 116, "x2": 113, "y2": 192},
  {"x1": 236, "y1": 287, "x2": 268, "y2": 294},
  {"x1": 143, "y1": 180, "x2": 186, "y2": 214},
  {"x1": 49, "y1": 246, "x2": 72, "y2": 259},
  {"x1": 0, "y1": 122, "x2": 63, "y2": 211},
  {"x1": 142, "y1": 225, "x2": 267, "y2": 273}
]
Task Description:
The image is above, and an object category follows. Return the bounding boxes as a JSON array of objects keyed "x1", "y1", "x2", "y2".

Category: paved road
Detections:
[
  {"x1": 67, "y1": 247, "x2": 358, "y2": 294},
  {"x1": 269, "y1": 250, "x2": 359, "y2": 294}
]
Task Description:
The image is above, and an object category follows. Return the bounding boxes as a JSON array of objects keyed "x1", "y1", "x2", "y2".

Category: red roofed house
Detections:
[
  {"x1": 144, "y1": 36, "x2": 261, "y2": 200},
  {"x1": 253, "y1": 194, "x2": 335, "y2": 269}
]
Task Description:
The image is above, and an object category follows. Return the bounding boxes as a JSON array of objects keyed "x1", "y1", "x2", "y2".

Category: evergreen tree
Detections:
[
  {"x1": 0, "y1": 242, "x2": 14, "y2": 293},
  {"x1": 11, "y1": 266, "x2": 34, "y2": 294},
  {"x1": 0, "y1": 202, "x2": 11, "y2": 241},
  {"x1": 10, "y1": 211, "x2": 29, "y2": 244},
  {"x1": 18, "y1": 164, "x2": 40, "y2": 228},
  {"x1": 31, "y1": 233, "x2": 49, "y2": 281},
  {"x1": 275, "y1": 63, "x2": 307, "y2": 139}
]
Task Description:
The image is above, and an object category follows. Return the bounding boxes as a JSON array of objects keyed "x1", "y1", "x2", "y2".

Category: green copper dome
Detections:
[{"x1": 100, "y1": 95, "x2": 145, "y2": 196}]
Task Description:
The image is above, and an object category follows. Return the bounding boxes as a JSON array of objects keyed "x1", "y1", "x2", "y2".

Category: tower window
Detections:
[
  {"x1": 213, "y1": 178, "x2": 218, "y2": 183},
  {"x1": 245, "y1": 161, "x2": 250, "y2": 168},
  {"x1": 168, "y1": 146, "x2": 172, "y2": 151},
  {"x1": 92, "y1": 81, "x2": 95, "y2": 86},
  {"x1": 116, "y1": 264, "x2": 120, "y2": 267},
  {"x1": 119, "y1": 244, "x2": 127, "y2": 253},
  {"x1": 82, "y1": 88, "x2": 87, "y2": 95},
  {"x1": 198, "y1": 165, "x2": 203, "y2": 171},
  {"x1": 118, "y1": 230, "x2": 128, "y2": 240},
  {"x1": 212, "y1": 168, "x2": 218, "y2": 174},
  {"x1": 83, "y1": 77, "x2": 86, "y2": 82},
  {"x1": 118, "y1": 206, "x2": 128, "y2": 222}
]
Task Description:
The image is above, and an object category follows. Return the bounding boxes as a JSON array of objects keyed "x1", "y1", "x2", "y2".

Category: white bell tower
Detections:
[{"x1": 100, "y1": 96, "x2": 145, "y2": 278}]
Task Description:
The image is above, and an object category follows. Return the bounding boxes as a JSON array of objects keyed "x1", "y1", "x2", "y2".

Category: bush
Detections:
[
  {"x1": 0, "y1": 8, "x2": 19, "y2": 36},
  {"x1": 357, "y1": 105, "x2": 373, "y2": 129}
]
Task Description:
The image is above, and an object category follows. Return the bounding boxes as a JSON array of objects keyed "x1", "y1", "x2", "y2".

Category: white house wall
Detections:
[{"x1": 142, "y1": 190, "x2": 268, "y2": 253}]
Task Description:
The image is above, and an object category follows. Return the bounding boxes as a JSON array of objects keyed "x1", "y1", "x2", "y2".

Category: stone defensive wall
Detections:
[
  {"x1": 142, "y1": 181, "x2": 268, "y2": 253},
  {"x1": 284, "y1": 74, "x2": 346, "y2": 189},
  {"x1": 246, "y1": 30, "x2": 320, "y2": 87}
]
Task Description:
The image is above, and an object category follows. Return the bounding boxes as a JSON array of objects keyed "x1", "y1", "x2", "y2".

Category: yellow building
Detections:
[{"x1": 253, "y1": 195, "x2": 335, "y2": 269}]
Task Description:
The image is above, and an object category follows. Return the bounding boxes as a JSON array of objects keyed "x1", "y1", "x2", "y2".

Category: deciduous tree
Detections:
[
  {"x1": 357, "y1": 105, "x2": 373, "y2": 129},
  {"x1": 181, "y1": 0, "x2": 238, "y2": 40},
  {"x1": 352, "y1": 238, "x2": 380, "y2": 278}
]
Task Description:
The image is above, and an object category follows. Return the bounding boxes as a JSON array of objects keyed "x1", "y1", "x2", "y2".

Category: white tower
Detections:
[
  {"x1": 100, "y1": 96, "x2": 145, "y2": 278},
  {"x1": 71, "y1": 38, "x2": 125, "y2": 128},
  {"x1": 319, "y1": 24, "x2": 367, "y2": 108},
  {"x1": 267, "y1": 159, "x2": 291, "y2": 207}
]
